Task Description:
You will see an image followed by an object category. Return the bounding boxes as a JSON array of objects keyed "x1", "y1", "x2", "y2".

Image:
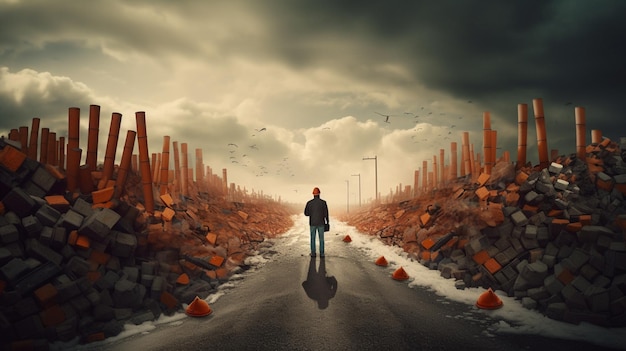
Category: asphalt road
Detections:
[{"x1": 80, "y1": 222, "x2": 621, "y2": 351}]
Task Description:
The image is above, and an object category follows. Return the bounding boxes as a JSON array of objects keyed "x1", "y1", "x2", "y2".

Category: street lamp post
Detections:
[
  {"x1": 362, "y1": 156, "x2": 378, "y2": 202},
  {"x1": 345, "y1": 180, "x2": 349, "y2": 213},
  {"x1": 351, "y1": 173, "x2": 361, "y2": 207}
]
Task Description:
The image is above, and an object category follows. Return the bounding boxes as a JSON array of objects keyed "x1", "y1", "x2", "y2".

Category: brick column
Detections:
[
  {"x1": 136, "y1": 111, "x2": 154, "y2": 214},
  {"x1": 575, "y1": 106, "x2": 586, "y2": 161},
  {"x1": 102, "y1": 112, "x2": 122, "y2": 184},
  {"x1": 517, "y1": 103, "x2": 528, "y2": 169},
  {"x1": 532, "y1": 98, "x2": 549, "y2": 168},
  {"x1": 86, "y1": 104, "x2": 100, "y2": 171}
]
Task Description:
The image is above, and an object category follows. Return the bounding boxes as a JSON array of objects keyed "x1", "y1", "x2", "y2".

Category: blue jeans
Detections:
[{"x1": 310, "y1": 225, "x2": 325, "y2": 255}]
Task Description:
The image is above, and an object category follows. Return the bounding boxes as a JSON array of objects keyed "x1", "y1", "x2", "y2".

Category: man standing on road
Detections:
[{"x1": 304, "y1": 187, "x2": 329, "y2": 257}]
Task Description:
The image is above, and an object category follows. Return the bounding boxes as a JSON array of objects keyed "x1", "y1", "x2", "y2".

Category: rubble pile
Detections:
[
  {"x1": 344, "y1": 137, "x2": 626, "y2": 327},
  {"x1": 0, "y1": 138, "x2": 295, "y2": 349}
]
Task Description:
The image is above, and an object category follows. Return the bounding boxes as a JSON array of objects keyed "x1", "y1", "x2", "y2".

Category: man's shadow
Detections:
[{"x1": 302, "y1": 257, "x2": 338, "y2": 309}]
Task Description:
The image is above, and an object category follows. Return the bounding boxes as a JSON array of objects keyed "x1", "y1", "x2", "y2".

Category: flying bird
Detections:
[
  {"x1": 255, "y1": 127, "x2": 267, "y2": 132},
  {"x1": 375, "y1": 112, "x2": 394, "y2": 123},
  {"x1": 228, "y1": 143, "x2": 238, "y2": 147}
]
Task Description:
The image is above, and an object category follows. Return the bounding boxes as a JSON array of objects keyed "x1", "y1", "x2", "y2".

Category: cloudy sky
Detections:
[{"x1": 1, "y1": 0, "x2": 625, "y2": 208}]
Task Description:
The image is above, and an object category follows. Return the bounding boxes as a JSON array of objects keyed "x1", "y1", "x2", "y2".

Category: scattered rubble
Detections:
[
  {"x1": 0, "y1": 137, "x2": 295, "y2": 349},
  {"x1": 343, "y1": 136, "x2": 626, "y2": 327}
]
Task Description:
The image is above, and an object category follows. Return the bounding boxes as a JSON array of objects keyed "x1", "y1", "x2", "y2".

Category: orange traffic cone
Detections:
[
  {"x1": 375, "y1": 256, "x2": 388, "y2": 267},
  {"x1": 476, "y1": 288, "x2": 503, "y2": 309},
  {"x1": 343, "y1": 235, "x2": 352, "y2": 242},
  {"x1": 185, "y1": 296, "x2": 213, "y2": 317},
  {"x1": 392, "y1": 266, "x2": 409, "y2": 280}
]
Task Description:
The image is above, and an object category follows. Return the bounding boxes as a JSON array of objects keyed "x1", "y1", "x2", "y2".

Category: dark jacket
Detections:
[{"x1": 304, "y1": 196, "x2": 329, "y2": 226}]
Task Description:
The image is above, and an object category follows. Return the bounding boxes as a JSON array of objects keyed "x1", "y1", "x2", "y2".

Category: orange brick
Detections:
[
  {"x1": 430, "y1": 250, "x2": 440, "y2": 262},
  {"x1": 475, "y1": 186, "x2": 490, "y2": 201},
  {"x1": 215, "y1": 268, "x2": 229, "y2": 279},
  {"x1": 209, "y1": 255, "x2": 225, "y2": 267},
  {"x1": 92, "y1": 201, "x2": 115, "y2": 209},
  {"x1": 579, "y1": 214, "x2": 592, "y2": 225},
  {"x1": 0, "y1": 145, "x2": 26, "y2": 172},
  {"x1": 420, "y1": 250, "x2": 431, "y2": 261},
  {"x1": 522, "y1": 204, "x2": 538, "y2": 213},
  {"x1": 92, "y1": 186, "x2": 114, "y2": 204},
  {"x1": 443, "y1": 236, "x2": 459, "y2": 250},
  {"x1": 566, "y1": 222, "x2": 582, "y2": 233},
  {"x1": 68, "y1": 230, "x2": 78, "y2": 246},
  {"x1": 456, "y1": 238, "x2": 469, "y2": 250},
  {"x1": 419, "y1": 212, "x2": 431, "y2": 226},
  {"x1": 160, "y1": 193, "x2": 174, "y2": 208},
  {"x1": 421, "y1": 238, "x2": 435, "y2": 250},
  {"x1": 557, "y1": 268, "x2": 575, "y2": 285},
  {"x1": 160, "y1": 291, "x2": 179, "y2": 310},
  {"x1": 75, "y1": 235, "x2": 90, "y2": 249},
  {"x1": 483, "y1": 258, "x2": 502, "y2": 274},
  {"x1": 89, "y1": 250, "x2": 110, "y2": 265},
  {"x1": 45, "y1": 195, "x2": 70, "y2": 212},
  {"x1": 162, "y1": 207, "x2": 176, "y2": 222},
  {"x1": 206, "y1": 233, "x2": 217, "y2": 246},
  {"x1": 473, "y1": 250, "x2": 491, "y2": 265},
  {"x1": 176, "y1": 273, "x2": 190, "y2": 285},
  {"x1": 34, "y1": 283, "x2": 57, "y2": 308},
  {"x1": 476, "y1": 173, "x2": 490, "y2": 186},
  {"x1": 205, "y1": 270, "x2": 217, "y2": 279},
  {"x1": 515, "y1": 171, "x2": 529, "y2": 185},
  {"x1": 39, "y1": 304, "x2": 65, "y2": 327}
]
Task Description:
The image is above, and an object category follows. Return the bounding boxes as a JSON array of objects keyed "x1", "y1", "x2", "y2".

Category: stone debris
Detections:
[
  {"x1": 344, "y1": 136, "x2": 626, "y2": 327},
  {"x1": 0, "y1": 137, "x2": 295, "y2": 349}
]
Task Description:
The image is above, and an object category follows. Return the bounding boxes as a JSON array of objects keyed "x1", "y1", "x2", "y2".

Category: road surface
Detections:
[{"x1": 77, "y1": 217, "x2": 621, "y2": 351}]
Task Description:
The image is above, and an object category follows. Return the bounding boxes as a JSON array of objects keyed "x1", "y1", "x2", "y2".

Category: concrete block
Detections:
[
  {"x1": 524, "y1": 190, "x2": 541, "y2": 204},
  {"x1": 584, "y1": 286, "x2": 610, "y2": 313},
  {"x1": 0, "y1": 223, "x2": 20, "y2": 245},
  {"x1": 544, "y1": 274, "x2": 565, "y2": 295},
  {"x1": 14, "y1": 261, "x2": 62, "y2": 296},
  {"x1": 562, "y1": 248, "x2": 589, "y2": 272},
  {"x1": 61, "y1": 210, "x2": 84, "y2": 230},
  {"x1": 2, "y1": 187, "x2": 37, "y2": 217},
  {"x1": 510, "y1": 210, "x2": 528, "y2": 226},
  {"x1": 26, "y1": 238, "x2": 63, "y2": 266},
  {"x1": 35, "y1": 204, "x2": 61, "y2": 227},
  {"x1": 578, "y1": 225, "x2": 615, "y2": 243},
  {"x1": 527, "y1": 285, "x2": 550, "y2": 300},
  {"x1": 0, "y1": 257, "x2": 29, "y2": 281},
  {"x1": 571, "y1": 275, "x2": 592, "y2": 293},
  {"x1": 30, "y1": 165, "x2": 57, "y2": 192},
  {"x1": 549, "y1": 162, "x2": 563, "y2": 174},
  {"x1": 561, "y1": 284, "x2": 588, "y2": 310},
  {"x1": 22, "y1": 215, "x2": 43, "y2": 238},
  {"x1": 21, "y1": 180, "x2": 47, "y2": 198},
  {"x1": 95, "y1": 208, "x2": 121, "y2": 229},
  {"x1": 72, "y1": 197, "x2": 95, "y2": 217}
]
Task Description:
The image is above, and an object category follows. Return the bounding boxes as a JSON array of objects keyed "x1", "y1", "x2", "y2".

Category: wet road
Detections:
[{"x1": 83, "y1": 222, "x2": 621, "y2": 351}]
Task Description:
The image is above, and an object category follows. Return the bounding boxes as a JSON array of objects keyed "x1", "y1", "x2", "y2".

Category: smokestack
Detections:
[
  {"x1": 196, "y1": 148, "x2": 204, "y2": 191},
  {"x1": 517, "y1": 104, "x2": 528, "y2": 169},
  {"x1": 40, "y1": 128, "x2": 49, "y2": 164},
  {"x1": 28, "y1": 117, "x2": 40, "y2": 160},
  {"x1": 114, "y1": 130, "x2": 137, "y2": 199},
  {"x1": 102, "y1": 112, "x2": 122, "y2": 184},
  {"x1": 591, "y1": 129, "x2": 602, "y2": 144},
  {"x1": 173, "y1": 141, "x2": 181, "y2": 195},
  {"x1": 181, "y1": 142, "x2": 189, "y2": 197},
  {"x1": 160, "y1": 136, "x2": 170, "y2": 195},
  {"x1": 47, "y1": 132, "x2": 57, "y2": 166},
  {"x1": 422, "y1": 160, "x2": 427, "y2": 191},
  {"x1": 439, "y1": 149, "x2": 445, "y2": 184},
  {"x1": 136, "y1": 111, "x2": 154, "y2": 214},
  {"x1": 450, "y1": 142, "x2": 458, "y2": 180},
  {"x1": 433, "y1": 154, "x2": 438, "y2": 188},
  {"x1": 67, "y1": 107, "x2": 81, "y2": 192},
  {"x1": 532, "y1": 98, "x2": 549, "y2": 168},
  {"x1": 86, "y1": 105, "x2": 100, "y2": 171},
  {"x1": 18, "y1": 126, "x2": 28, "y2": 155},
  {"x1": 58, "y1": 137, "x2": 65, "y2": 170},
  {"x1": 575, "y1": 107, "x2": 586, "y2": 161},
  {"x1": 462, "y1": 131, "x2": 471, "y2": 177},
  {"x1": 483, "y1": 112, "x2": 492, "y2": 174}
]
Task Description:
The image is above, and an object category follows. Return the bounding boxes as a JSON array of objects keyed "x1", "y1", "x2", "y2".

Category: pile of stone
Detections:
[
  {"x1": 0, "y1": 138, "x2": 295, "y2": 350},
  {"x1": 345, "y1": 137, "x2": 626, "y2": 327}
]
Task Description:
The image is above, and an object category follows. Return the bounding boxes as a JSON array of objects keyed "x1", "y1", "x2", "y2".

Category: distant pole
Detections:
[
  {"x1": 351, "y1": 173, "x2": 361, "y2": 207},
  {"x1": 362, "y1": 156, "x2": 378, "y2": 201},
  {"x1": 345, "y1": 180, "x2": 349, "y2": 213}
]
